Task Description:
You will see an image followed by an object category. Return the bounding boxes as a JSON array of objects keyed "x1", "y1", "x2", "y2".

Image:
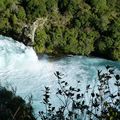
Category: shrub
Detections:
[
  {"x1": 39, "y1": 66, "x2": 120, "y2": 120},
  {"x1": 0, "y1": 87, "x2": 36, "y2": 120}
]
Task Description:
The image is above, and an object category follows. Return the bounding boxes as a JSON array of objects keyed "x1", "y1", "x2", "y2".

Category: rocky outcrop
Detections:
[{"x1": 21, "y1": 17, "x2": 47, "y2": 46}]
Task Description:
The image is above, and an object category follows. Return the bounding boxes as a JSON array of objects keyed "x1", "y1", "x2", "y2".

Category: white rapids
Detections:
[{"x1": 0, "y1": 35, "x2": 120, "y2": 119}]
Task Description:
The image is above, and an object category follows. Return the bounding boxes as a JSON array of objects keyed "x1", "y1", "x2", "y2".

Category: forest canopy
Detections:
[{"x1": 0, "y1": 0, "x2": 120, "y2": 60}]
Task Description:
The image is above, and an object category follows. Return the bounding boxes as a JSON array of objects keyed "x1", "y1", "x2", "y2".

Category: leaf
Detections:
[
  {"x1": 65, "y1": 82, "x2": 68, "y2": 86},
  {"x1": 105, "y1": 75, "x2": 112, "y2": 80},
  {"x1": 77, "y1": 89, "x2": 80, "y2": 92},
  {"x1": 54, "y1": 71, "x2": 63, "y2": 79},
  {"x1": 68, "y1": 111, "x2": 73, "y2": 117},
  {"x1": 115, "y1": 75, "x2": 120, "y2": 80},
  {"x1": 57, "y1": 90, "x2": 62, "y2": 95},
  {"x1": 104, "y1": 101, "x2": 108, "y2": 107},
  {"x1": 104, "y1": 90, "x2": 110, "y2": 94},
  {"x1": 43, "y1": 94, "x2": 50, "y2": 99},
  {"x1": 48, "y1": 103, "x2": 51, "y2": 106},
  {"x1": 106, "y1": 65, "x2": 113, "y2": 69},
  {"x1": 109, "y1": 69, "x2": 114, "y2": 74},
  {"x1": 76, "y1": 94, "x2": 81, "y2": 99},
  {"x1": 110, "y1": 94, "x2": 117, "y2": 98},
  {"x1": 61, "y1": 81, "x2": 65, "y2": 83},
  {"x1": 82, "y1": 100, "x2": 85, "y2": 105},
  {"x1": 91, "y1": 92, "x2": 95, "y2": 97},
  {"x1": 77, "y1": 80, "x2": 81, "y2": 83},
  {"x1": 52, "y1": 107, "x2": 55, "y2": 111},
  {"x1": 69, "y1": 86, "x2": 74, "y2": 91},
  {"x1": 86, "y1": 84, "x2": 90, "y2": 90},
  {"x1": 96, "y1": 93, "x2": 99, "y2": 98},
  {"x1": 45, "y1": 86, "x2": 50, "y2": 91}
]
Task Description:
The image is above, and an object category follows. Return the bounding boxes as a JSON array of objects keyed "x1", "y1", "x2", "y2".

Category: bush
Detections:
[
  {"x1": 39, "y1": 66, "x2": 120, "y2": 120},
  {"x1": 0, "y1": 87, "x2": 36, "y2": 120}
]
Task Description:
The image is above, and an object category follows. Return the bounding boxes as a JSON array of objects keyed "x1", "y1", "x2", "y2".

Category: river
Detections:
[{"x1": 0, "y1": 35, "x2": 120, "y2": 119}]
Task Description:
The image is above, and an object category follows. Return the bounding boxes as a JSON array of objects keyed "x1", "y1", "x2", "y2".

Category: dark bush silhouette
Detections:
[
  {"x1": 39, "y1": 66, "x2": 120, "y2": 120},
  {"x1": 0, "y1": 87, "x2": 36, "y2": 120}
]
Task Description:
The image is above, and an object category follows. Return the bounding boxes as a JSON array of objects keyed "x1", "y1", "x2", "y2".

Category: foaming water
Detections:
[{"x1": 0, "y1": 35, "x2": 120, "y2": 119}]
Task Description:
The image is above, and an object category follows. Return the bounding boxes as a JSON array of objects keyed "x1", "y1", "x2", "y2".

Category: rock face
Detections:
[
  {"x1": 21, "y1": 17, "x2": 47, "y2": 46},
  {"x1": 21, "y1": 25, "x2": 32, "y2": 46}
]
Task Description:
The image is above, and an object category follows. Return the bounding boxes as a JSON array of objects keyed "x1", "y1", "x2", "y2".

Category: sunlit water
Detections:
[{"x1": 0, "y1": 35, "x2": 120, "y2": 119}]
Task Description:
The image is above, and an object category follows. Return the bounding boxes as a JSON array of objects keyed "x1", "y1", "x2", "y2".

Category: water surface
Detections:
[{"x1": 0, "y1": 35, "x2": 120, "y2": 118}]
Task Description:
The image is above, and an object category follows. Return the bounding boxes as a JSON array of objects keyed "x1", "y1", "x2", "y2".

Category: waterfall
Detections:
[
  {"x1": 0, "y1": 35, "x2": 120, "y2": 119},
  {"x1": 0, "y1": 35, "x2": 39, "y2": 68},
  {"x1": 0, "y1": 35, "x2": 55, "y2": 118}
]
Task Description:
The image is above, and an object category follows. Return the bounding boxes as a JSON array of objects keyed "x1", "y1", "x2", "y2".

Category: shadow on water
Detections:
[
  {"x1": 38, "y1": 54, "x2": 120, "y2": 70},
  {"x1": 37, "y1": 53, "x2": 70, "y2": 61}
]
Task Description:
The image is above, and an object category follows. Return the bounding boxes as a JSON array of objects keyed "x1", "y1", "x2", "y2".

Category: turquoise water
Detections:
[{"x1": 0, "y1": 35, "x2": 120, "y2": 119}]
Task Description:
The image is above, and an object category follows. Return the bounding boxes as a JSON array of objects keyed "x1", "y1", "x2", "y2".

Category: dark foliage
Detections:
[
  {"x1": 39, "y1": 66, "x2": 120, "y2": 120},
  {"x1": 0, "y1": 0, "x2": 120, "y2": 60},
  {"x1": 0, "y1": 87, "x2": 36, "y2": 120}
]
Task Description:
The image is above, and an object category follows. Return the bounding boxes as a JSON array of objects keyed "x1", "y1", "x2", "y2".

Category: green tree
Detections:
[
  {"x1": 34, "y1": 29, "x2": 47, "y2": 53},
  {"x1": 25, "y1": 0, "x2": 47, "y2": 20},
  {"x1": 45, "y1": 0, "x2": 57, "y2": 12},
  {"x1": 16, "y1": 6, "x2": 26, "y2": 20},
  {"x1": 77, "y1": 30, "x2": 99, "y2": 55},
  {"x1": 63, "y1": 28, "x2": 78, "y2": 54},
  {"x1": 90, "y1": 0, "x2": 108, "y2": 13}
]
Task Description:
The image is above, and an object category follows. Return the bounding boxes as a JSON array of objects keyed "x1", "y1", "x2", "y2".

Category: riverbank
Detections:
[
  {"x1": 0, "y1": 34, "x2": 120, "y2": 62},
  {"x1": 1, "y1": 0, "x2": 120, "y2": 61},
  {"x1": 37, "y1": 52, "x2": 119, "y2": 62}
]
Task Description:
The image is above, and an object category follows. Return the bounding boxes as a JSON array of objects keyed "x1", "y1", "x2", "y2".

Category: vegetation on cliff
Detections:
[{"x1": 0, "y1": 0, "x2": 120, "y2": 60}]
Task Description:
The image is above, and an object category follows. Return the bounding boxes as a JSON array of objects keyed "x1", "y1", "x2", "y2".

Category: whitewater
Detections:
[{"x1": 0, "y1": 35, "x2": 120, "y2": 119}]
